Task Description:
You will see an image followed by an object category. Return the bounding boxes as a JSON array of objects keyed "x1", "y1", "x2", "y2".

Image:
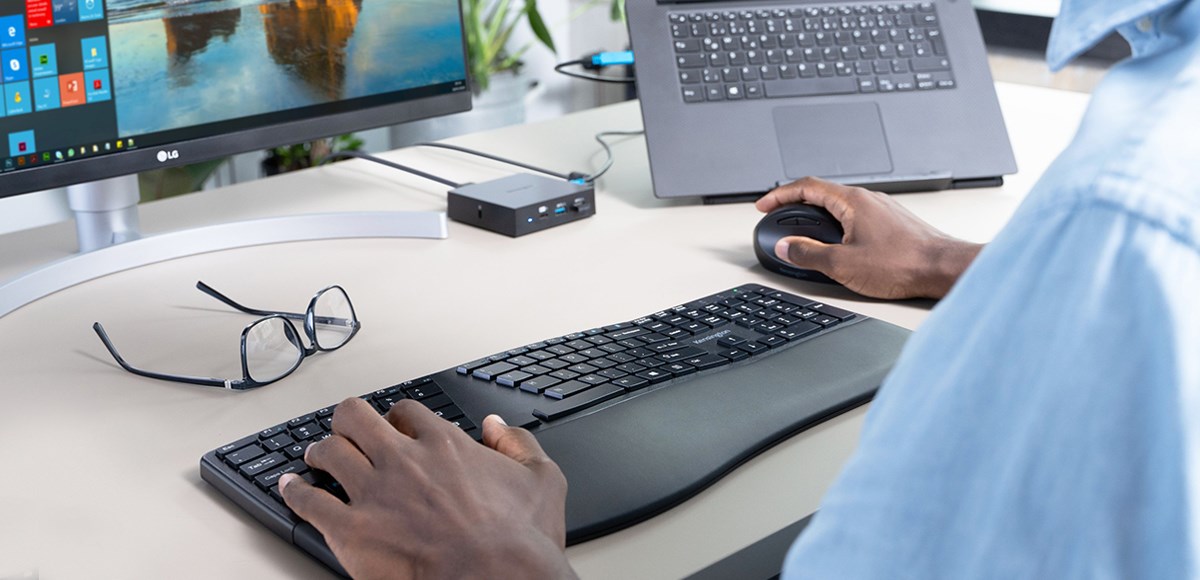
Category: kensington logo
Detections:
[{"x1": 156, "y1": 150, "x2": 180, "y2": 163}]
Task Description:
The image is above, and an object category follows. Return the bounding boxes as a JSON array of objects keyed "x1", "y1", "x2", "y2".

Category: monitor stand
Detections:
[{"x1": 0, "y1": 174, "x2": 447, "y2": 318}]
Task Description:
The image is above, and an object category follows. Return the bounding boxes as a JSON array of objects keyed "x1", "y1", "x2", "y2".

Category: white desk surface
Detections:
[{"x1": 0, "y1": 82, "x2": 1088, "y2": 579}]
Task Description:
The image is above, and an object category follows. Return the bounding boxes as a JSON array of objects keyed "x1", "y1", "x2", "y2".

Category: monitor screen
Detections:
[{"x1": 0, "y1": 0, "x2": 471, "y2": 198}]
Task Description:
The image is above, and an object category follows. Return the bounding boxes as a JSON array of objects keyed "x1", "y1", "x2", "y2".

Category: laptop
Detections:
[{"x1": 627, "y1": 0, "x2": 1017, "y2": 202}]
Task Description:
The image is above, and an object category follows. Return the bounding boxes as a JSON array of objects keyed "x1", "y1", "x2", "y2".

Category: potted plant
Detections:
[
  {"x1": 391, "y1": 0, "x2": 557, "y2": 146},
  {"x1": 261, "y1": 134, "x2": 365, "y2": 176},
  {"x1": 463, "y1": 0, "x2": 556, "y2": 93}
]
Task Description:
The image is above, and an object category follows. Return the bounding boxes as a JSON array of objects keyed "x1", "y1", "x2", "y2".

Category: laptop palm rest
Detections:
[{"x1": 773, "y1": 102, "x2": 892, "y2": 178}]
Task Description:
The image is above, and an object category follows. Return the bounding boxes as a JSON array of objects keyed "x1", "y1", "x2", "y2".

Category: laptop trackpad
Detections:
[{"x1": 773, "y1": 102, "x2": 893, "y2": 179}]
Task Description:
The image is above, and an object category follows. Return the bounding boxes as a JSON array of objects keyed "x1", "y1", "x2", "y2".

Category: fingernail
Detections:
[
  {"x1": 279, "y1": 473, "x2": 297, "y2": 491},
  {"x1": 775, "y1": 239, "x2": 791, "y2": 261},
  {"x1": 486, "y1": 414, "x2": 507, "y2": 426}
]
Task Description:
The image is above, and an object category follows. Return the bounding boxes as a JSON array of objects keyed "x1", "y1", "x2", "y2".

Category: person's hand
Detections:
[
  {"x1": 279, "y1": 398, "x2": 576, "y2": 580},
  {"x1": 756, "y1": 177, "x2": 982, "y2": 299}
]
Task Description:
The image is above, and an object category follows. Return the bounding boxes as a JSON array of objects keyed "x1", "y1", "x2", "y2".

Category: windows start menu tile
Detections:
[{"x1": 0, "y1": 0, "x2": 118, "y2": 168}]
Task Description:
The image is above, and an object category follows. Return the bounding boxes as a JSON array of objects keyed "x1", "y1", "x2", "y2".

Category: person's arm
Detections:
[
  {"x1": 279, "y1": 398, "x2": 577, "y2": 580},
  {"x1": 756, "y1": 177, "x2": 981, "y2": 300}
]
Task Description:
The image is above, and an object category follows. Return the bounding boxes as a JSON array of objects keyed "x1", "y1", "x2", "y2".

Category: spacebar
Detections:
[
  {"x1": 533, "y1": 384, "x2": 624, "y2": 422},
  {"x1": 764, "y1": 77, "x2": 858, "y2": 98}
]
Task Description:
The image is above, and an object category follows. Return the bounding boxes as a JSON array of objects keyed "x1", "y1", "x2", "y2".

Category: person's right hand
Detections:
[{"x1": 756, "y1": 177, "x2": 982, "y2": 300}]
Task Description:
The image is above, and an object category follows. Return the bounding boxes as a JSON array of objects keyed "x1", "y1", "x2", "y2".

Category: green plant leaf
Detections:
[
  {"x1": 609, "y1": 0, "x2": 625, "y2": 22},
  {"x1": 524, "y1": 0, "x2": 556, "y2": 53},
  {"x1": 484, "y1": 0, "x2": 512, "y2": 49}
]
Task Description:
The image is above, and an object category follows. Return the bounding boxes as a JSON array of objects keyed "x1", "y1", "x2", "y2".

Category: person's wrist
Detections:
[
  {"x1": 441, "y1": 527, "x2": 576, "y2": 579},
  {"x1": 918, "y1": 237, "x2": 982, "y2": 299}
]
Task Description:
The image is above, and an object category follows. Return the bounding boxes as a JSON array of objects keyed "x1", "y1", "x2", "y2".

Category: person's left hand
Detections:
[{"x1": 279, "y1": 397, "x2": 577, "y2": 579}]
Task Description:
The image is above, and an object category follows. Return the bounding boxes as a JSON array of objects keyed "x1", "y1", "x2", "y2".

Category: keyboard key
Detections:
[
  {"x1": 566, "y1": 363, "x2": 599, "y2": 375},
  {"x1": 910, "y1": 56, "x2": 949, "y2": 72},
  {"x1": 612, "y1": 376, "x2": 650, "y2": 391},
  {"x1": 615, "y1": 362, "x2": 646, "y2": 374},
  {"x1": 635, "y1": 368, "x2": 672, "y2": 384},
  {"x1": 808, "y1": 302, "x2": 856, "y2": 320},
  {"x1": 545, "y1": 380, "x2": 597, "y2": 400},
  {"x1": 577, "y1": 374, "x2": 611, "y2": 386},
  {"x1": 283, "y1": 441, "x2": 311, "y2": 460},
  {"x1": 225, "y1": 444, "x2": 265, "y2": 466},
  {"x1": 506, "y1": 355, "x2": 538, "y2": 367},
  {"x1": 778, "y1": 321, "x2": 822, "y2": 340},
  {"x1": 541, "y1": 358, "x2": 571, "y2": 370},
  {"x1": 291, "y1": 422, "x2": 324, "y2": 441},
  {"x1": 254, "y1": 460, "x2": 307, "y2": 490},
  {"x1": 663, "y1": 363, "x2": 697, "y2": 377},
  {"x1": 597, "y1": 368, "x2": 628, "y2": 380},
  {"x1": 607, "y1": 327, "x2": 650, "y2": 341},
  {"x1": 684, "y1": 353, "x2": 730, "y2": 370},
  {"x1": 496, "y1": 371, "x2": 533, "y2": 388},
  {"x1": 520, "y1": 364, "x2": 553, "y2": 376},
  {"x1": 418, "y1": 393, "x2": 453, "y2": 412},
  {"x1": 456, "y1": 358, "x2": 491, "y2": 375},
  {"x1": 262, "y1": 433, "x2": 296, "y2": 451},
  {"x1": 550, "y1": 370, "x2": 581, "y2": 381},
  {"x1": 474, "y1": 361, "x2": 517, "y2": 381},
  {"x1": 533, "y1": 384, "x2": 625, "y2": 421},
  {"x1": 812, "y1": 315, "x2": 840, "y2": 327},
  {"x1": 759, "y1": 335, "x2": 788, "y2": 348},
  {"x1": 405, "y1": 381, "x2": 443, "y2": 400},
  {"x1": 217, "y1": 434, "x2": 259, "y2": 458},
  {"x1": 520, "y1": 375, "x2": 562, "y2": 394},
  {"x1": 432, "y1": 405, "x2": 465, "y2": 422},
  {"x1": 650, "y1": 341, "x2": 689, "y2": 353},
  {"x1": 239, "y1": 452, "x2": 287, "y2": 478}
]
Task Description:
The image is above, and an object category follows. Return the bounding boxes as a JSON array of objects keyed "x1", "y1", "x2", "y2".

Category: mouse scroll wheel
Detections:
[{"x1": 778, "y1": 217, "x2": 820, "y2": 227}]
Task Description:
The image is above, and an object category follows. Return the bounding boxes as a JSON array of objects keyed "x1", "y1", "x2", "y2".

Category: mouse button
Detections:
[{"x1": 778, "y1": 216, "x2": 821, "y2": 227}]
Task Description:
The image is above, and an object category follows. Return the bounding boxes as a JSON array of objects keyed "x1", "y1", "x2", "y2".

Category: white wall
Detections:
[{"x1": 0, "y1": 189, "x2": 70, "y2": 235}]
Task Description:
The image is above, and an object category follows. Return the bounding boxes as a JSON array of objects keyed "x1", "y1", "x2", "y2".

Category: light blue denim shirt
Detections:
[{"x1": 783, "y1": 0, "x2": 1200, "y2": 577}]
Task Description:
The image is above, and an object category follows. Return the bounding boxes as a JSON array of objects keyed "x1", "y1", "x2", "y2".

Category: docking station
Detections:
[{"x1": 448, "y1": 173, "x2": 596, "y2": 237}]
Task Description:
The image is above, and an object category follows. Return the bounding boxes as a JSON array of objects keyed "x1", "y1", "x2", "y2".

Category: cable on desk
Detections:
[
  {"x1": 319, "y1": 150, "x2": 464, "y2": 189},
  {"x1": 581, "y1": 130, "x2": 645, "y2": 183},
  {"x1": 414, "y1": 142, "x2": 572, "y2": 181}
]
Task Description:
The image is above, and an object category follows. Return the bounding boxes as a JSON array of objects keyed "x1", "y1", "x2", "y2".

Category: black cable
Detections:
[
  {"x1": 582, "y1": 130, "x2": 644, "y2": 183},
  {"x1": 414, "y1": 142, "x2": 572, "y2": 181},
  {"x1": 554, "y1": 60, "x2": 637, "y2": 85},
  {"x1": 318, "y1": 150, "x2": 464, "y2": 188}
]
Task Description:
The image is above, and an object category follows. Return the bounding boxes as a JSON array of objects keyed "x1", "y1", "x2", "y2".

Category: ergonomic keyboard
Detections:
[
  {"x1": 201, "y1": 283, "x2": 910, "y2": 574},
  {"x1": 671, "y1": 2, "x2": 953, "y2": 103}
]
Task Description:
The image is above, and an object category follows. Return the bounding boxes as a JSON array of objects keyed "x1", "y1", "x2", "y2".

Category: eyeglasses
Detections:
[{"x1": 93, "y1": 281, "x2": 360, "y2": 390}]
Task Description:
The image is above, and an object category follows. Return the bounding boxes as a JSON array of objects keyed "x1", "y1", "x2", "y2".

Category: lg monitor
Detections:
[{"x1": 0, "y1": 0, "x2": 471, "y2": 316}]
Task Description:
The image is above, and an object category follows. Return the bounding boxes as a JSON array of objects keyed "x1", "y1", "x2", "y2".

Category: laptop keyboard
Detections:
[{"x1": 670, "y1": 1, "x2": 954, "y2": 103}]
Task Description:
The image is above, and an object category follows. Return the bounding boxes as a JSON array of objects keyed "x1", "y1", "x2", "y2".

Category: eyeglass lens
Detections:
[
  {"x1": 245, "y1": 317, "x2": 304, "y2": 383},
  {"x1": 313, "y1": 286, "x2": 356, "y2": 349}
]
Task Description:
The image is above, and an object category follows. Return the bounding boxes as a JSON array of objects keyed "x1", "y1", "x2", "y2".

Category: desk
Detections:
[{"x1": 0, "y1": 82, "x2": 1088, "y2": 579}]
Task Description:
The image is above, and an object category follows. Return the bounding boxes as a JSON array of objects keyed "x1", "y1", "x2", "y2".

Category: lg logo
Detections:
[{"x1": 156, "y1": 150, "x2": 180, "y2": 162}]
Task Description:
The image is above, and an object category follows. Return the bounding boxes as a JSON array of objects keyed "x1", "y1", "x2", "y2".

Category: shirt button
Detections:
[{"x1": 1137, "y1": 17, "x2": 1153, "y2": 33}]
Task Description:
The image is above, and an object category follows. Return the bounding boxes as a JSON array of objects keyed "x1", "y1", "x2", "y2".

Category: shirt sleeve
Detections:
[{"x1": 782, "y1": 195, "x2": 1200, "y2": 579}]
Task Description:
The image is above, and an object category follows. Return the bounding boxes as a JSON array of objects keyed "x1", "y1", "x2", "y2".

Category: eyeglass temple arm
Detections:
[
  {"x1": 92, "y1": 322, "x2": 240, "y2": 389},
  {"x1": 196, "y1": 281, "x2": 306, "y2": 321}
]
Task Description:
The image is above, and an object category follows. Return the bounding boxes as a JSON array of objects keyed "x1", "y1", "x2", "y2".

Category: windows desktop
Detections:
[{"x1": 0, "y1": 0, "x2": 467, "y2": 171}]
